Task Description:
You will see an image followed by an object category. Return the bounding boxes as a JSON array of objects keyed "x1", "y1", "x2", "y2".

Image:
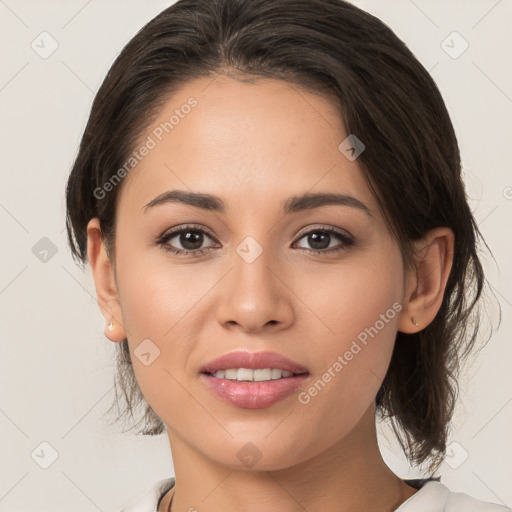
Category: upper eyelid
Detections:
[
  {"x1": 294, "y1": 224, "x2": 352, "y2": 239},
  {"x1": 162, "y1": 224, "x2": 218, "y2": 241}
]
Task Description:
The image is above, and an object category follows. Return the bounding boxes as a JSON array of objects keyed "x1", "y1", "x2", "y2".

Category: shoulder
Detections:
[
  {"x1": 119, "y1": 477, "x2": 175, "y2": 512},
  {"x1": 397, "y1": 481, "x2": 511, "y2": 512}
]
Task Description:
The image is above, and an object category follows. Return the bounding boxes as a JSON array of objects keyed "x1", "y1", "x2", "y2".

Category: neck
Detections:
[{"x1": 159, "y1": 405, "x2": 417, "y2": 512}]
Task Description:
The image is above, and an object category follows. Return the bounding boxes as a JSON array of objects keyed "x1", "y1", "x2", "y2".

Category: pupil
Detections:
[
  {"x1": 309, "y1": 232, "x2": 330, "y2": 250},
  {"x1": 181, "y1": 231, "x2": 203, "y2": 250}
]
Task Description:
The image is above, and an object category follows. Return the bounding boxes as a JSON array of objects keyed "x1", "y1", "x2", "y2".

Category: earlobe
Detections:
[
  {"x1": 86, "y1": 218, "x2": 127, "y2": 342},
  {"x1": 105, "y1": 317, "x2": 127, "y2": 342},
  {"x1": 398, "y1": 227, "x2": 455, "y2": 334}
]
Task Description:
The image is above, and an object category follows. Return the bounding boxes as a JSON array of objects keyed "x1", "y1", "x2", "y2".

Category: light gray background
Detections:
[{"x1": 0, "y1": 1, "x2": 511, "y2": 511}]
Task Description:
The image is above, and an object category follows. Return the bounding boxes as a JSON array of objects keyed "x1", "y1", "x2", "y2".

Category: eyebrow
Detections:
[{"x1": 143, "y1": 190, "x2": 372, "y2": 216}]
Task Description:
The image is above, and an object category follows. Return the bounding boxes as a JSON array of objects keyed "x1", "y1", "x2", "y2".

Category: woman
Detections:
[{"x1": 65, "y1": 0, "x2": 510, "y2": 510}]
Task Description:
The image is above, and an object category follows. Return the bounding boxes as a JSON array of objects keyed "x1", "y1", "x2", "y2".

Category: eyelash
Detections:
[{"x1": 155, "y1": 224, "x2": 354, "y2": 257}]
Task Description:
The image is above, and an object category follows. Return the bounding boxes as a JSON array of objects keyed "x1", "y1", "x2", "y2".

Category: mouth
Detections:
[{"x1": 199, "y1": 350, "x2": 310, "y2": 409}]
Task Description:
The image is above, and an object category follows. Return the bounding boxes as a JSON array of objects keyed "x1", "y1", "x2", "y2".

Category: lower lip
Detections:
[{"x1": 200, "y1": 373, "x2": 310, "y2": 409}]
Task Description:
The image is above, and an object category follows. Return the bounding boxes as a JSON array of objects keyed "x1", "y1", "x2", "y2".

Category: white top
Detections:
[{"x1": 119, "y1": 477, "x2": 511, "y2": 512}]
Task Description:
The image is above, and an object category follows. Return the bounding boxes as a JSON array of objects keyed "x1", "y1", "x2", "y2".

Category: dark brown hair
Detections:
[{"x1": 65, "y1": 0, "x2": 487, "y2": 472}]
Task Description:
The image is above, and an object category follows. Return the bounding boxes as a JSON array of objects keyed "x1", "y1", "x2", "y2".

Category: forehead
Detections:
[{"x1": 117, "y1": 75, "x2": 376, "y2": 214}]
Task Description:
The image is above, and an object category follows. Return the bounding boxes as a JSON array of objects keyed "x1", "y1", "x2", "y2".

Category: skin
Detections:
[{"x1": 87, "y1": 75, "x2": 454, "y2": 512}]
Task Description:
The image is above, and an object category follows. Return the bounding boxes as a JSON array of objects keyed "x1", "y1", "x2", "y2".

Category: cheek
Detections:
[
  {"x1": 113, "y1": 248, "x2": 221, "y2": 411},
  {"x1": 298, "y1": 245, "x2": 403, "y2": 352},
  {"x1": 115, "y1": 243, "x2": 212, "y2": 340},
  {"x1": 293, "y1": 248, "x2": 404, "y2": 421}
]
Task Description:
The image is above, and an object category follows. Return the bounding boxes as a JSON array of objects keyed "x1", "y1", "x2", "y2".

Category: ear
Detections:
[
  {"x1": 86, "y1": 218, "x2": 127, "y2": 342},
  {"x1": 398, "y1": 227, "x2": 454, "y2": 333}
]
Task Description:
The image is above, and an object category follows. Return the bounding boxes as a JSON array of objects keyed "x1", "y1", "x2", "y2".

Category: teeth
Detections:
[
  {"x1": 271, "y1": 368, "x2": 283, "y2": 379},
  {"x1": 212, "y1": 368, "x2": 295, "y2": 381},
  {"x1": 224, "y1": 369, "x2": 237, "y2": 379}
]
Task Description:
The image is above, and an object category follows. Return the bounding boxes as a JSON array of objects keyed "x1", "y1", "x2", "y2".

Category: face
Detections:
[{"x1": 106, "y1": 76, "x2": 410, "y2": 470}]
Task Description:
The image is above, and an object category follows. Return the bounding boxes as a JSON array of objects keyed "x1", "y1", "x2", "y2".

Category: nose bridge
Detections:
[
  {"x1": 232, "y1": 236, "x2": 281, "y2": 307},
  {"x1": 215, "y1": 234, "x2": 294, "y2": 330}
]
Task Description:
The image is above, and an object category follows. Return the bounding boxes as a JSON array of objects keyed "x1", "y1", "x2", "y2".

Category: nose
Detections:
[{"x1": 214, "y1": 247, "x2": 295, "y2": 333}]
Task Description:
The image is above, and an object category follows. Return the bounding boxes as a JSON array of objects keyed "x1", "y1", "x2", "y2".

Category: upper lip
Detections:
[{"x1": 201, "y1": 350, "x2": 309, "y2": 375}]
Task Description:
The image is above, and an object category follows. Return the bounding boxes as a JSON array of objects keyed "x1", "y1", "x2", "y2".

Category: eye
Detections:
[
  {"x1": 292, "y1": 225, "x2": 354, "y2": 254},
  {"x1": 155, "y1": 224, "x2": 354, "y2": 258},
  {"x1": 156, "y1": 225, "x2": 219, "y2": 257}
]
